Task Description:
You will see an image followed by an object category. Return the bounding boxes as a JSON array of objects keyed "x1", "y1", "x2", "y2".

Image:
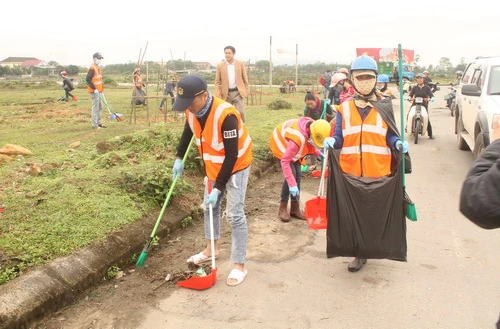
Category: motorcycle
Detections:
[
  {"x1": 405, "y1": 97, "x2": 429, "y2": 144},
  {"x1": 428, "y1": 82, "x2": 440, "y2": 93},
  {"x1": 445, "y1": 84, "x2": 456, "y2": 116}
]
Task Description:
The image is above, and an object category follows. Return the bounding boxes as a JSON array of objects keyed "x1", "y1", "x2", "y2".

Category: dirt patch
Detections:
[{"x1": 31, "y1": 167, "x2": 323, "y2": 329}]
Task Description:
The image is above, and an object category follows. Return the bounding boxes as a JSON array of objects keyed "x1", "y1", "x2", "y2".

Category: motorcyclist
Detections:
[
  {"x1": 422, "y1": 70, "x2": 432, "y2": 85},
  {"x1": 376, "y1": 74, "x2": 392, "y2": 98},
  {"x1": 408, "y1": 73, "x2": 435, "y2": 139},
  {"x1": 447, "y1": 71, "x2": 463, "y2": 110},
  {"x1": 453, "y1": 70, "x2": 463, "y2": 86}
]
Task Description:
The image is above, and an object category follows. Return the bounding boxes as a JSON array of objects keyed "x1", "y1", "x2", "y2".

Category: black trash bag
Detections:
[
  {"x1": 132, "y1": 88, "x2": 146, "y2": 105},
  {"x1": 326, "y1": 149, "x2": 407, "y2": 262}
]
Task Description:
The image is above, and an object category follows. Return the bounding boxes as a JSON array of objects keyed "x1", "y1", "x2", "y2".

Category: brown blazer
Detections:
[{"x1": 215, "y1": 59, "x2": 249, "y2": 100}]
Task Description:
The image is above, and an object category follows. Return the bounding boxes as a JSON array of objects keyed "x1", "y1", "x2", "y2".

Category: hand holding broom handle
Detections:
[
  {"x1": 207, "y1": 180, "x2": 216, "y2": 271},
  {"x1": 317, "y1": 148, "x2": 329, "y2": 198},
  {"x1": 136, "y1": 135, "x2": 195, "y2": 266}
]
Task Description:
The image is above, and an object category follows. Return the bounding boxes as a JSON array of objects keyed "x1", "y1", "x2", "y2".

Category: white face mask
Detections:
[{"x1": 95, "y1": 59, "x2": 101, "y2": 65}]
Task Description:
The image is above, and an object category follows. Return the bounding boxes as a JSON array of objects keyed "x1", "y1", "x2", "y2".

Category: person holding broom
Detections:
[
  {"x1": 85, "y1": 52, "x2": 105, "y2": 129},
  {"x1": 171, "y1": 74, "x2": 252, "y2": 287},
  {"x1": 323, "y1": 54, "x2": 409, "y2": 272}
]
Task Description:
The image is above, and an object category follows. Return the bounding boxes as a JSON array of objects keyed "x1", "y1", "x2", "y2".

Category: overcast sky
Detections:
[{"x1": 2, "y1": 0, "x2": 498, "y2": 69}]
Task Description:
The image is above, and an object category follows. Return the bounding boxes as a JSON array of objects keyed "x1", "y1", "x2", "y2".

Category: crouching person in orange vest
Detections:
[
  {"x1": 171, "y1": 75, "x2": 252, "y2": 287},
  {"x1": 269, "y1": 118, "x2": 331, "y2": 222}
]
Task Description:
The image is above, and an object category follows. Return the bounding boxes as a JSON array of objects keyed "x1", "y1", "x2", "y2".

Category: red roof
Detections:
[{"x1": 21, "y1": 59, "x2": 43, "y2": 67}]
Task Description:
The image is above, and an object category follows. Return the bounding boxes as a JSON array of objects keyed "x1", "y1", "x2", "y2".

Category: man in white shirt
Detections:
[{"x1": 215, "y1": 46, "x2": 249, "y2": 122}]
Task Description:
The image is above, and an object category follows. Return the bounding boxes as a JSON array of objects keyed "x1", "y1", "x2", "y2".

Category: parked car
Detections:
[{"x1": 455, "y1": 56, "x2": 500, "y2": 158}]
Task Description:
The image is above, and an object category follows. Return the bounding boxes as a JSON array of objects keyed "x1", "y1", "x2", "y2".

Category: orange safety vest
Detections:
[
  {"x1": 338, "y1": 100, "x2": 392, "y2": 177},
  {"x1": 186, "y1": 97, "x2": 252, "y2": 182},
  {"x1": 133, "y1": 73, "x2": 143, "y2": 89},
  {"x1": 269, "y1": 118, "x2": 317, "y2": 162},
  {"x1": 86, "y1": 63, "x2": 103, "y2": 93}
]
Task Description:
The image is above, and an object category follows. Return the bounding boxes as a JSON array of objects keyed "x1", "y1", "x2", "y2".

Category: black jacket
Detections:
[{"x1": 459, "y1": 140, "x2": 500, "y2": 229}]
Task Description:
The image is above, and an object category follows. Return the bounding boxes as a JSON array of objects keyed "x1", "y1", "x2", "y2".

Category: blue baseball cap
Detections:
[{"x1": 172, "y1": 75, "x2": 207, "y2": 111}]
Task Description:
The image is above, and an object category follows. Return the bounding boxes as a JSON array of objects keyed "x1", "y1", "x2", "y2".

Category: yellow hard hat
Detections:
[{"x1": 310, "y1": 119, "x2": 331, "y2": 148}]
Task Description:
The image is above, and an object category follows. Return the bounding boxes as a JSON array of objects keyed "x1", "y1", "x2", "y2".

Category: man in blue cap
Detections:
[{"x1": 171, "y1": 74, "x2": 253, "y2": 287}]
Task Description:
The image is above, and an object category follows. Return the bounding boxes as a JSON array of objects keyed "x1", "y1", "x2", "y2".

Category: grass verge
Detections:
[{"x1": 0, "y1": 81, "x2": 310, "y2": 284}]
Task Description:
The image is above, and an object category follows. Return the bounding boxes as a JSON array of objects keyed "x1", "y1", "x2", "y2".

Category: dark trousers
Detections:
[
  {"x1": 159, "y1": 91, "x2": 174, "y2": 108},
  {"x1": 65, "y1": 90, "x2": 74, "y2": 99},
  {"x1": 280, "y1": 161, "x2": 301, "y2": 202},
  {"x1": 425, "y1": 102, "x2": 433, "y2": 137}
]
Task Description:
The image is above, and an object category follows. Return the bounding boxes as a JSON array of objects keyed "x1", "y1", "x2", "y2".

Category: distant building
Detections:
[
  {"x1": 0, "y1": 57, "x2": 39, "y2": 68},
  {"x1": 193, "y1": 62, "x2": 212, "y2": 71},
  {"x1": 0, "y1": 57, "x2": 56, "y2": 75}
]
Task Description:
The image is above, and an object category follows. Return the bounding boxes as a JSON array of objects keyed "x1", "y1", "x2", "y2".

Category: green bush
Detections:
[{"x1": 267, "y1": 99, "x2": 293, "y2": 110}]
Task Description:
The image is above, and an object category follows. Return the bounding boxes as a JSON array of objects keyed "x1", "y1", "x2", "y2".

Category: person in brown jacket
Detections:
[{"x1": 215, "y1": 46, "x2": 249, "y2": 122}]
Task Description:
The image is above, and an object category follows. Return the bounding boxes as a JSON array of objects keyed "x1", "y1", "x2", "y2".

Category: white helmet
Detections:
[{"x1": 329, "y1": 72, "x2": 347, "y2": 87}]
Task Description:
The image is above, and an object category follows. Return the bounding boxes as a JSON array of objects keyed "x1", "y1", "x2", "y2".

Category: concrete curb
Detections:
[{"x1": 0, "y1": 160, "x2": 276, "y2": 329}]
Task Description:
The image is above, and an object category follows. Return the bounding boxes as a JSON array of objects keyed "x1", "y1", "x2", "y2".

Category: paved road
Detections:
[{"x1": 35, "y1": 88, "x2": 500, "y2": 329}]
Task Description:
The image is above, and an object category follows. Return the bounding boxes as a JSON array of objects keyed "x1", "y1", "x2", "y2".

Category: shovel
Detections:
[
  {"x1": 398, "y1": 44, "x2": 417, "y2": 221},
  {"x1": 177, "y1": 181, "x2": 218, "y2": 290},
  {"x1": 304, "y1": 149, "x2": 328, "y2": 229}
]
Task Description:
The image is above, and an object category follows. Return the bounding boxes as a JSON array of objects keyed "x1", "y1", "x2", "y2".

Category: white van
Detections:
[{"x1": 455, "y1": 56, "x2": 500, "y2": 158}]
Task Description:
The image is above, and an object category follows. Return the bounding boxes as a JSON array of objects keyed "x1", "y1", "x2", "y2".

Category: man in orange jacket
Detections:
[{"x1": 171, "y1": 74, "x2": 252, "y2": 287}]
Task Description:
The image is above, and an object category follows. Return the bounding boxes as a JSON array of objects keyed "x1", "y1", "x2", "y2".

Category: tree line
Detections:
[{"x1": 0, "y1": 56, "x2": 468, "y2": 85}]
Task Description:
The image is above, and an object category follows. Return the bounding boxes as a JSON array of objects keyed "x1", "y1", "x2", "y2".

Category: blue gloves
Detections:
[
  {"x1": 430, "y1": 97, "x2": 435, "y2": 102},
  {"x1": 205, "y1": 188, "x2": 220, "y2": 207},
  {"x1": 324, "y1": 137, "x2": 335, "y2": 149},
  {"x1": 172, "y1": 159, "x2": 184, "y2": 180},
  {"x1": 289, "y1": 186, "x2": 299, "y2": 197},
  {"x1": 93, "y1": 89, "x2": 99, "y2": 94},
  {"x1": 395, "y1": 140, "x2": 409, "y2": 153}
]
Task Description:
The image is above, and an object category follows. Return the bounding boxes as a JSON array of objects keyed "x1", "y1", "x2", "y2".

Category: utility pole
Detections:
[
  {"x1": 295, "y1": 43, "x2": 298, "y2": 86},
  {"x1": 269, "y1": 36, "x2": 273, "y2": 87}
]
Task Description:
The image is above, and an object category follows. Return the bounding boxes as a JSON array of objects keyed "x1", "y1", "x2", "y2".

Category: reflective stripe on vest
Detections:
[
  {"x1": 269, "y1": 119, "x2": 313, "y2": 162},
  {"x1": 86, "y1": 63, "x2": 103, "y2": 93},
  {"x1": 338, "y1": 101, "x2": 391, "y2": 177},
  {"x1": 186, "y1": 97, "x2": 252, "y2": 181}
]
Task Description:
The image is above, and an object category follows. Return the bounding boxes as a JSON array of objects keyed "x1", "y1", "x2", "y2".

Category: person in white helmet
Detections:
[
  {"x1": 422, "y1": 70, "x2": 432, "y2": 85},
  {"x1": 328, "y1": 72, "x2": 348, "y2": 105}
]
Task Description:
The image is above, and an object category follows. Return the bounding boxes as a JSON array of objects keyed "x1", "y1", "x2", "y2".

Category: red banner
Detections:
[{"x1": 356, "y1": 48, "x2": 415, "y2": 64}]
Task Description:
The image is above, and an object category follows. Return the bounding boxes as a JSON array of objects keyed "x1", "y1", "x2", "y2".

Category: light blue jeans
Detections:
[
  {"x1": 90, "y1": 92, "x2": 103, "y2": 128},
  {"x1": 204, "y1": 166, "x2": 250, "y2": 264}
]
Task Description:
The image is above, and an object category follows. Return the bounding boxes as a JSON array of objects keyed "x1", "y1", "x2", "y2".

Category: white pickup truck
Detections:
[{"x1": 455, "y1": 56, "x2": 500, "y2": 158}]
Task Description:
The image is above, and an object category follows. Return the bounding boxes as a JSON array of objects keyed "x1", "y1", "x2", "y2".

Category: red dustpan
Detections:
[
  {"x1": 310, "y1": 168, "x2": 328, "y2": 178},
  {"x1": 177, "y1": 185, "x2": 217, "y2": 290},
  {"x1": 304, "y1": 149, "x2": 328, "y2": 229}
]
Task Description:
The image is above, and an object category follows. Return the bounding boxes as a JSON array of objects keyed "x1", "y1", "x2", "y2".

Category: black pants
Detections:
[
  {"x1": 159, "y1": 91, "x2": 174, "y2": 108},
  {"x1": 280, "y1": 161, "x2": 301, "y2": 202},
  {"x1": 425, "y1": 102, "x2": 433, "y2": 137},
  {"x1": 65, "y1": 90, "x2": 74, "y2": 99}
]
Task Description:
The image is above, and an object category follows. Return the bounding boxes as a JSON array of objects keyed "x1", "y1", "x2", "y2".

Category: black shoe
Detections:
[
  {"x1": 98, "y1": 124, "x2": 107, "y2": 128},
  {"x1": 429, "y1": 135, "x2": 435, "y2": 139},
  {"x1": 348, "y1": 258, "x2": 367, "y2": 272}
]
